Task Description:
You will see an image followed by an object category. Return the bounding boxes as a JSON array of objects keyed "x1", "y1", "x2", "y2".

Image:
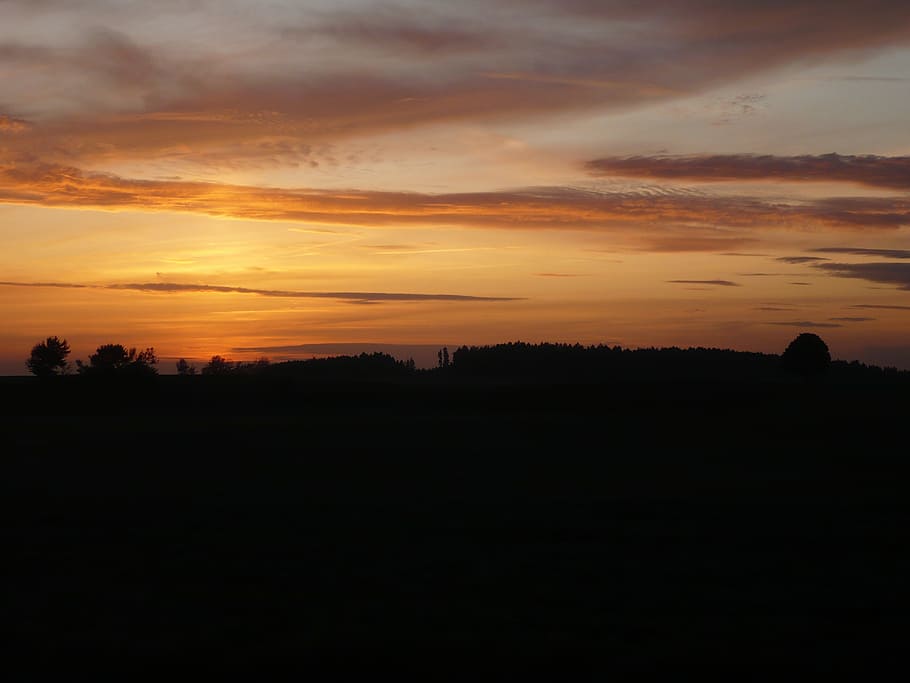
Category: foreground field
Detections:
[{"x1": 4, "y1": 377, "x2": 909, "y2": 672}]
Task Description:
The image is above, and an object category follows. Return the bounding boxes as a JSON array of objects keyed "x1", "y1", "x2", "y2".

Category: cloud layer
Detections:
[
  {"x1": 0, "y1": 280, "x2": 520, "y2": 303},
  {"x1": 586, "y1": 154, "x2": 910, "y2": 190},
  {"x1": 1, "y1": 164, "x2": 908, "y2": 239}
]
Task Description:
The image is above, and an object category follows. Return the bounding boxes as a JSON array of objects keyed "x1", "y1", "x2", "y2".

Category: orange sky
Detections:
[{"x1": 3, "y1": 1, "x2": 910, "y2": 373}]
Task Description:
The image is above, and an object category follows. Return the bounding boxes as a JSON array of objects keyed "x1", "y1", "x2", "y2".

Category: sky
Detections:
[{"x1": 3, "y1": 0, "x2": 910, "y2": 373}]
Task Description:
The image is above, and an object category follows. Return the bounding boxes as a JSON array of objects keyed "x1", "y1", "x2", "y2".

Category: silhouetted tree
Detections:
[
  {"x1": 781, "y1": 333, "x2": 831, "y2": 379},
  {"x1": 176, "y1": 358, "x2": 197, "y2": 376},
  {"x1": 26, "y1": 336, "x2": 71, "y2": 377},
  {"x1": 76, "y1": 344, "x2": 158, "y2": 376},
  {"x1": 201, "y1": 355, "x2": 236, "y2": 375}
]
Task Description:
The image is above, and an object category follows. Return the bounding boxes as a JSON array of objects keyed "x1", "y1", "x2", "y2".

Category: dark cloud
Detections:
[
  {"x1": 777, "y1": 256, "x2": 830, "y2": 264},
  {"x1": 810, "y1": 247, "x2": 910, "y2": 259},
  {"x1": 766, "y1": 321, "x2": 843, "y2": 328},
  {"x1": 816, "y1": 262, "x2": 910, "y2": 289},
  {"x1": 666, "y1": 279, "x2": 740, "y2": 287},
  {"x1": 789, "y1": 282, "x2": 812, "y2": 285},
  {"x1": 535, "y1": 272, "x2": 583, "y2": 277},
  {"x1": 586, "y1": 154, "x2": 910, "y2": 190},
  {"x1": 829, "y1": 317, "x2": 875, "y2": 322},
  {"x1": 850, "y1": 304, "x2": 910, "y2": 311},
  {"x1": 0, "y1": 280, "x2": 521, "y2": 303},
  {"x1": 3, "y1": 2, "x2": 910, "y2": 168},
  {"x1": 0, "y1": 280, "x2": 87, "y2": 288}
]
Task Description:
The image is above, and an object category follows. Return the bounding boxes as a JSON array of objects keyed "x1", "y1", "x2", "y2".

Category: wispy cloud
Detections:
[
  {"x1": 777, "y1": 256, "x2": 829, "y2": 264},
  {"x1": 666, "y1": 279, "x2": 740, "y2": 287},
  {"x1": 766, "y1": 320, "x2": 843, "y2": 328},
  {"x1": 1, "y1": 163, "x2": 908, "y2": 237},
  {"x1": 816, "y1": 262, "x2": 910, "y2": 290},
  {"x1": 586, "y1": 153, "x2": 910, "y2": 190},
  {"x1": 829, "y1": 317, "x2": 875, "y2": 322},
  {"x1": 810, "y1": 247, "x2": 910, "y2": 259},
  {"x1": 850, "y1": 304, "x2": 910, "y2": 311},
  {"x1": 0, "y1": 280, "x2": 521, "y2": 303}
]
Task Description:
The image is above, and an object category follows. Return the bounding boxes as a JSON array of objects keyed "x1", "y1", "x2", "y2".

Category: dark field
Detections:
[{"x1": 4, "y1": 376, "x2": 909, "y2": 673}]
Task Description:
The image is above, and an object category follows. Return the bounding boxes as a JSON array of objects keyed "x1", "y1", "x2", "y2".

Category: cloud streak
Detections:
[
  {"x1": 811, "y1": 247, "x2": 910, "y2": 259},
  {"x1": 0, "y1": 280, "x2": 521, "y2": 303},
  {"x1": 1, "y1": 163, "x2": 908, "y2": 238},
  {"x1": 666, "y1": 279, "x2": 740, "y2": 287},
  {"x1": 586, "y1": 154, "x2": 910, "y2": 190},
  {"x1": 766, "y1": 320, "x2": 843, "y2": 328},
  {"x1": 816, "y1": 262, "x2": 910, "y2": 290}
]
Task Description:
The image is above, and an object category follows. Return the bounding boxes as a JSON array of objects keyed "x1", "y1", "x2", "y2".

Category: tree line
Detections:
[
  {"x1": 22, "y1": 332, "x2": 906, "y2": 383},
  {"x1": 25, "y1": 337, "x2": 271, "y2": 378}
]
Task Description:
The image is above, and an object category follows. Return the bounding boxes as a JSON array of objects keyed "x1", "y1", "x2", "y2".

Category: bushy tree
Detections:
[
  {"x1": 76, "y1": 344, "x2": 158, "y2": 376},
  {"x1": 176, "y1": 358, "x2": 197, "y2": 376},
  {"x1": 26, "y1": 336, "x2": 71, "y2": 377},
  {"x1": 201, "y1": 355, "x2": 237, "y2": 375},
  {"x1": 781, "y1": 333, "x2": 831, "y2": 379}
]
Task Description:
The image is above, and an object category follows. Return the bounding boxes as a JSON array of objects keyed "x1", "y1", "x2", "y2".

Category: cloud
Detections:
[
  {"x1": 0, "y1": 280, "x2": 521, "y2": 303},
  {"x1": 0, "y1": 280, "x2": 87, "y2": 288},
  {"x1": 666, "y1": 279, "x2": 740, "y2": 287},
  {"x1": 810, "y1": 247, "x2": 910, "y2": 259},
  {"x1": 586, "y1": 154, "x2": 910, "y2": 190},
  {"x1": 535, "y1": 273, "x2": 583, "y2": 277},
  {"x1": 850, "y1": 304, "x2": 910, "y2": 311},
  {"x1": 789, "y1": 282, "x2": 812, "y2": 286},
  {"x1": 2, "y1": 163, "x2": 908, "y2": 238},
  {"x1": 0, "y1": 114, "x2": 29, "y2": 133},
  {"x1": 816, "y1": 262, "x2": 910, "y2": 289},
  {"x1": 766, "y1": 321, "x2": 843, "y2": 328},
  {"x1": 283, "y1": 12, "x2": 496, "y2": 55},
  {"x1": 829, "y1": 317, "x2": 875, "y2": 322},
  {"x1": 2, "y1": 2, "x2": 910, "y2": 169},
  {"x1": 777, "y1": 256, "x2": 829, "y2": 264}
]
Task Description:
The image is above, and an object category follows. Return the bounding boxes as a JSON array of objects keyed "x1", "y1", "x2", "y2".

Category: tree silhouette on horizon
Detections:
[
  {"x1": 76, "y1": 344, "x2": 158, "y2": 377},
  {"x1": 26, "y1": 336, "x2": 71, "y2": 377},
  {"x1": 781, "y1": 333, "x2": 831, "y2": 380}
]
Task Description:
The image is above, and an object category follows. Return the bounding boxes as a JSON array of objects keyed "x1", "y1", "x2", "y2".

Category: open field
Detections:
[{"x1": 4, "y1": 376, "x2": 909, "y2": 672}]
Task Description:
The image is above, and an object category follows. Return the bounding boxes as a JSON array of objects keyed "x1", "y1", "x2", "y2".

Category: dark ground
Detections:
[{"x1": 4, "y1": 375, "x2": 909, "y2": 674}]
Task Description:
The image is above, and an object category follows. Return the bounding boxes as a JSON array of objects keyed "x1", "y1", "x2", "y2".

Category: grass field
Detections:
[{"x1": 4, "y1": 376, "x2": 909, "y2": 672}]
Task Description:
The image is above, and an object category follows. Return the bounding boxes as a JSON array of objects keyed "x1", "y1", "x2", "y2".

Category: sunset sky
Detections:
[{"x1": 3, "y1": 0, "x2": 910, "y2": 373}]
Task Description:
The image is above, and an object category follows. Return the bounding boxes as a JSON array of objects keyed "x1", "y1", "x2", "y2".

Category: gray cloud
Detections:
[
  {"x1": 811, "y1": 247, "x2": 910, "y2": 259},
  {"x1": 850, "y1": 304, "x2": 910, "y2": 311},
  {"x1": 777, "y1": 256, "x2": 830, "y2": 264},
  {"x1": 816, "y1": 262, "x2": 910, "y2": 289},
  {"x1": 586, "y1": 153, "x2": 910, "y2": 190},
  {"x1": 666, "y1": 279, "x2": 740, "y2": 286},
  {"x1": 2, "y1": 2, "x2": 910, "y2": 168},
  {"x1": 0, "y1": 280, "x2": 521, "y2": 303},
  {"x1": 766, "y1": 320, "x2": 843, "y2": 328}
]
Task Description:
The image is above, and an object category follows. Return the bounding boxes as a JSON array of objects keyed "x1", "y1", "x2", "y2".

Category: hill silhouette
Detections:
[{"x1": 5, "y1": 337, "x2": 910, "y2": 671}]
